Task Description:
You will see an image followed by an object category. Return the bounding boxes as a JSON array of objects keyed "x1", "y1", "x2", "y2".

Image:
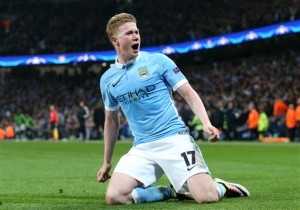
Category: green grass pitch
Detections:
[{"x1": 0, "y1": 140, "x2": 299, "y2": 210}]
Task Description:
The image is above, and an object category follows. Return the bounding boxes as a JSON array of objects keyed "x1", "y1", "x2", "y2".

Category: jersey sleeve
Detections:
[
  {"x1": 157, "y1": 54, "x2": 188, "y2": 91},
  {"x1": 100, "y1": 75, "x2": 119, "y2": 111}
]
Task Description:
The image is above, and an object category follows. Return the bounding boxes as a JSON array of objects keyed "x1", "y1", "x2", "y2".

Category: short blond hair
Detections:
[{"x1": 106, "y1": 13, "x2": 136, "y2": 39}]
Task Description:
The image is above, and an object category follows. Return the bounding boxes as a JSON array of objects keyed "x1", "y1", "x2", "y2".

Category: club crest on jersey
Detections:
[{"x1": 138, "y1": 67, "x2": 149, "y2": 80}]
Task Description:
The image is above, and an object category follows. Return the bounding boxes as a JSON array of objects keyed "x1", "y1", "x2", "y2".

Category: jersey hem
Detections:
[
  {"x1": 173, "y1": 79, "x2": 188, "y2": 91},
  {"x1": 105, "y1": 105, "x2": 119, "y2": 111}
]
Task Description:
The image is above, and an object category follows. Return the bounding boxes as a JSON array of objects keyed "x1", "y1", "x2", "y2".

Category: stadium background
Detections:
[{"x1": 0, "y1": 0, "x2": 299, "y2": 142}]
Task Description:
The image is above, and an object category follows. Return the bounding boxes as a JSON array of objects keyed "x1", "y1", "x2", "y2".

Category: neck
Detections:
[
  {"x1": 117, "y1": 54, "x2": 133, "y2": 64},
  {"x1": 116, "y1": 57, "x2": 126, "y2": 64},
  {"x1": 117, "y1": 53, "x2": 139, "y2": 65}
]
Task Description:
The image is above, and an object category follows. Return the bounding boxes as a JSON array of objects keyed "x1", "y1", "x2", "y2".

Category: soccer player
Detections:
[
  {"x1": 48, "y1": 104, "x2": 59, "y2": 141},
  {"x1": 97, "y1": 13, "x2": 250, "y2": 205}
]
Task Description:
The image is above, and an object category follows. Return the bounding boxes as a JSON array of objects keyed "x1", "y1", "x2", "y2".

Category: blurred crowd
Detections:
[
  {"x1": 0, "y1": 65, "x2": 105, "y2": 141},
  {"x1": 0, "y1": 0, "x2": 299, "y2": 56},
  {"x1": 174, "y1": 44, "x2": 300, "y2": 142}
]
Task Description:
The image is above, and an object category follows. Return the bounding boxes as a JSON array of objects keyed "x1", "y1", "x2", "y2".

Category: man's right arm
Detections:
[{"x1": 97, "y1": 109, "x2": 119, "y2": 182}]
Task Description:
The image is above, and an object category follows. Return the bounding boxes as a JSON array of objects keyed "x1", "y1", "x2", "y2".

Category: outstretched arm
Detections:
[
  {"x1": 97, "y1": 109, "x2": 120, "y2": 182},
  {"x1": 177, "y1": 82, "x2": 219, "y2": 142}
]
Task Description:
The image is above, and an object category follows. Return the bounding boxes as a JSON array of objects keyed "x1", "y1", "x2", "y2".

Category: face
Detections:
[{"x1": 111, "y1": 22, "x2": 140, "y2": 64}]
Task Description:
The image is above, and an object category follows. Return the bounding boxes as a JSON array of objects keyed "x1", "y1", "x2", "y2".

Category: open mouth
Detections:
[{"x1": 132, "y1": 43, "x2": 139, "y2": 50}]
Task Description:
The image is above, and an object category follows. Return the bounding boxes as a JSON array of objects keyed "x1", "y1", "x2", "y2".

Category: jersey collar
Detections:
[{"x1": 115, "y1": 52, "x2": 141, "y2": 69}]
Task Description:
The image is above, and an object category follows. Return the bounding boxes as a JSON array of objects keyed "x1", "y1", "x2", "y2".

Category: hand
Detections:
[
  {"x1": 203, "y1": 124, "x2": 219, "y2": 142},
  {"x1": 97, "y1": 163, "x2": 112, "y2": 183}
]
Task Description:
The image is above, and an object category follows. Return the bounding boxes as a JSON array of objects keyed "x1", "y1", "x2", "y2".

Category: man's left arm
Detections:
[{"x1": 177, "y1": 82, "x2": 219, "y2": 142}]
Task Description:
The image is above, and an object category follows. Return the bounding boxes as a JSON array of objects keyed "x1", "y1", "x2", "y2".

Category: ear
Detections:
[{"x1": 111, "y1": 36, "x2": 119, "y2": 47}]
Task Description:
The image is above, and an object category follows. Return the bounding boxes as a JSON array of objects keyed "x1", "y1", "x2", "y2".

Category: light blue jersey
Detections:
[{"x1": 100, "y1": 52, "x2": 189, "y2": 146}]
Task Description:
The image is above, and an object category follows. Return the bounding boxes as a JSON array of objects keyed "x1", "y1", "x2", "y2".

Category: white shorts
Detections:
[{"x1": 113, "y1": 134, "x2": 210, "y2": 194}]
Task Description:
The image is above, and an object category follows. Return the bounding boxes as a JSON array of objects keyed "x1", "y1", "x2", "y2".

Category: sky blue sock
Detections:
[
  {"x1": 215, "y1": 182, "x2": 226, "y2": 199},
  {"x1": 131, "y1": 185, "x2": 174, "y2": 203}
]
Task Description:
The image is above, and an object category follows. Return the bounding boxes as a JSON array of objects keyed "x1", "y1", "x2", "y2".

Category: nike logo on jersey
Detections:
[{"x1": 112, "y1": 81, "x2": 119, "y2": 87}]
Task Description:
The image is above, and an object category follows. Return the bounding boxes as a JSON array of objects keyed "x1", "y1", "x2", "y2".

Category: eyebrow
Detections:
[{"x1": 125, "y1": 29, "x2": 139, "y2": 34}]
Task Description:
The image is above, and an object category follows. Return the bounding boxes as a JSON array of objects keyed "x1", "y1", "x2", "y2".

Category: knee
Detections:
[
  {"x1": 193, "y1": 190, "x2": 219, "y2": 204},
  {"x1": 105, "y1": 194, "x2": 116, "y2": 205},
  {"x1": 106, "y1": 189, "x2": 133, "y2": 205},
  {"x1": 106, "y1": 190, "x2": 120, "y2": 205}
]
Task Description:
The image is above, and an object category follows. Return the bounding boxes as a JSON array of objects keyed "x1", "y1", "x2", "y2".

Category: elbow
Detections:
[{"x1": 105, "y1": 119, "x2": 119, "y2": 131}]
